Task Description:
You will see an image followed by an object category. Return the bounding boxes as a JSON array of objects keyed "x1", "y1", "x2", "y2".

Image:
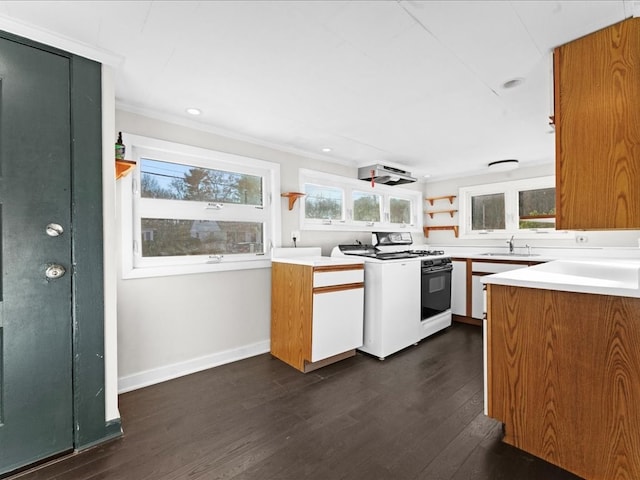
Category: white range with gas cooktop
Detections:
[{"x1": 331, "y1": 232, "x2": 452, "y2": 359}]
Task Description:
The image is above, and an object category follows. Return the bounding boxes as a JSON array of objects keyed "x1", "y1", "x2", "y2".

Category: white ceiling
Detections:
[{"x1": 0, "y1": 0, "x2": 637, "y2": 180}]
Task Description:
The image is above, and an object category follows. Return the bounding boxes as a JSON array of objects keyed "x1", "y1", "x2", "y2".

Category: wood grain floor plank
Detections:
[{"x1": 6, "y1": 324, "x2": 582, "y2": 480}]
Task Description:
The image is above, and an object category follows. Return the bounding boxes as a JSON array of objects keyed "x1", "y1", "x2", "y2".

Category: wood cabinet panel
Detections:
[
  {"x1": 555, "y1": 18, "x2": 640, "y2": 229},
  {"x1": 487, "y1": 285, "x2": 640, "y2": 479},
  {"x1": 270, "y1": 262, "x2": 313, "y2": 370}
]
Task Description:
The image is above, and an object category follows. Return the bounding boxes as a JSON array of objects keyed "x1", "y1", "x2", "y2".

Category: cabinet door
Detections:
[
  {"x1": 311, "y1": 287, "x2": 364, "y2": 362},
  {"x1": 379, "y1": 261, "x2": 421, "y2": 353},
  {"x1": 451, "y1": 260, "x2": 467, "y2": 316},
  {"x1": 555, "y1": 17, "x2": 640, "y2": 229}
]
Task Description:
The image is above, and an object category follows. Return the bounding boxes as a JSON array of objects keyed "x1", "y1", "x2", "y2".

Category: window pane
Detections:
[
  {"x1": 390, "y1": 197, "x2": 411, "y2": 224},
  {"x1": 353, "y1": 191, "x2": 381, "y2": 222},
  {"x1": 141, "y1": 218, "x2": 264, "y2": 257},
  {"x1": 140, "y1": 158, "x2": 263, "y2": 206},
  {"x1": 304, "y1": 184, "x2": 343, "y2": 220},
  {"x1": 471, "y1": 193, "x2": 505, "y2": 230},
  {"x1": 519, "y1": 188, "x2": 556, "y2": 229}
]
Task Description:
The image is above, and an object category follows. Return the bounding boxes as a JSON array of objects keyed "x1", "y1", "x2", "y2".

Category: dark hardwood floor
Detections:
[{"x1": 10, "y1": 323, "x2": 582, "y2": 480}]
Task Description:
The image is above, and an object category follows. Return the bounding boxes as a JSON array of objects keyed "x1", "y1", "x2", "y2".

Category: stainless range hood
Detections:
[{"x1": 358, "y1": 164, "x2": 417, "y2": 186}]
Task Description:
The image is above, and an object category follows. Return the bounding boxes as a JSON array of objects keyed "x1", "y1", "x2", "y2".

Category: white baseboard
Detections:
[{"x1": 117, "y1": 340, "x2": 271, "y2": 393}]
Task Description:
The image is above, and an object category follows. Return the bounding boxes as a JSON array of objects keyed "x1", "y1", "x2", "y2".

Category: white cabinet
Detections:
[
  {"x1": 361, "y1": 260, "x2": 421, "y2": 359},
  {"x1": 451, "y1": 260, "x2": 467, "y2": 316},
  {"x1": 271, "y1": 259, "x2": 364, "y2": 372}
]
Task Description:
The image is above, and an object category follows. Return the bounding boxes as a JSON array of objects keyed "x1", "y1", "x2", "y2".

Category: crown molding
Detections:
[{"x1": 0, "y1": 15, "x2": 123, "y2": 66}]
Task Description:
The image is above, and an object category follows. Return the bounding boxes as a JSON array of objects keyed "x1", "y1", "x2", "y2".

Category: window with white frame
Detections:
[
  {"x1": 121, "y1": 134, "x2": 280, "y2": 278},
  {"x1": 299, "y1": 169, "x2": 422, "y2": 232},
  {"x1": 459, "y1": 176, "x2": 567, "y2": 238}
]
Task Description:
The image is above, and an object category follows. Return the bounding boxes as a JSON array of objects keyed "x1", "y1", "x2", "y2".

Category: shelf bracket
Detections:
[{"x1": 281, "y1": 192, "x2": 306, "y2": 210}]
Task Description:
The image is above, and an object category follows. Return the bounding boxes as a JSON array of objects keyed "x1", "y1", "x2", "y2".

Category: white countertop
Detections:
[
  {"x1": 272, "y1": 255, "x2": 365, "y2": 267},
  {"x1": 439, "y1": 245, "x2": 640, "y2": 262},
  {"x1": 481, "y1": 259, "x2": 640, "y2": 298},
  {"x1": 271, "y1": 247, "x2": 364, "y2": 267}
]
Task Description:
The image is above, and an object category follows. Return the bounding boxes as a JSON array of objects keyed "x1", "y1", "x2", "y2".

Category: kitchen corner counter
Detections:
[{"x1": 481, "y1": 258, "x2": 640, "y2": 298}]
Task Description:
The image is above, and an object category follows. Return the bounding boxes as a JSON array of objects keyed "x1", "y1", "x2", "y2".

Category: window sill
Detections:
[
  {"x1": 302, "y1": 223, "x2": 421, "y2": 233},
  {"x1": 460, "y1": 230, "x2": 575, "y2": 240},
  {"x1": 122, "y1": 258, "x2": 272, "y2": 279}
]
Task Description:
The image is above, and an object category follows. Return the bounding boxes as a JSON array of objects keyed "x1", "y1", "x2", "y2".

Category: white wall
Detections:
[
  {"x1": 115, "y1": 111, "x2": 640, "y2": 393},
  {"x1": 115, "y1": 110, "x2": 425, "y2": 391},
  {"x1": 424, "y1": 163, "x2": 640, "y2": 249}
]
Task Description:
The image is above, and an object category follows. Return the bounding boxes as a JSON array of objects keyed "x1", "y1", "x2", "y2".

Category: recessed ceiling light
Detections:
[
  {"x1": 186, "y1": 107, "x2": 202, "y2": 116},
  {"x1": 502, "y1": 77, "x2": 524, "y2": 89},
  {"x1": 322, "y1": 147, "x2": 332, "y2": 153}
]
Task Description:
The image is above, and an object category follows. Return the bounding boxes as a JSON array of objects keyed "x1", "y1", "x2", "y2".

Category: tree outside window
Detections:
[
  {"x1": 471, "y1": 193, "x2": 505, "y2": 230},
  {"x1": 353, "y1": 191, "x2": 381, "y2": 222},
  {"x1": 304, "y1": 184, "x2": 343, "y2": 220}
]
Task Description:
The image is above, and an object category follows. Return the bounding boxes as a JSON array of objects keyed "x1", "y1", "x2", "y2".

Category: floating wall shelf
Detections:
[
  {"x1": 423, "y1": 226, "x2": 459, "y2": 238},
  {"x1": 425, "y1": 209, "x2": 458, "y2": 218},
  {"x1": 425, "y1": 195, "x2": 456, "y2": 205},
  {"x1": 281, "y1": 192, "x2": 306, "y2": 210},
  {"x1": 116, "y1": 159, "x2": 136, "y2": 179}
]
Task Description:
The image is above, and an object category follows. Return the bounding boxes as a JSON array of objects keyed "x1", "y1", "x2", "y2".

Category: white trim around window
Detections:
[
  {"x1": 120, "y1": 133, "x2": 281, "y2": 279},
  {"x1": 458, "y1": 176, "x2": 573, "y2": 239},
  {"x1": 298, "y1": 168, "x2": 423, "y2": 233}
]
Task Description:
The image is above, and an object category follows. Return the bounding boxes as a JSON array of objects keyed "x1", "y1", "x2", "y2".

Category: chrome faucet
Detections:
[{"x1": 507, "y1": 235, "x2": 515, "y2": 253}]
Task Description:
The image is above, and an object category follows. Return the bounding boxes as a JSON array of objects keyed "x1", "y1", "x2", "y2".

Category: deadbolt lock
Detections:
[{"x1": 45, "y1": 264, "x2": 66, "y2": 279}]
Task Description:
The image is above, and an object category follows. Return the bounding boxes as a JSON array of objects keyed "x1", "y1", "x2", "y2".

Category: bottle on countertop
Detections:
[{"x1": 115, "y1": 131, "x2": 125, "y2": 160}]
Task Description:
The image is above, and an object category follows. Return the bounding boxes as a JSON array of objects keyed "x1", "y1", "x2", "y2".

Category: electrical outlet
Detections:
[
  {"x1": 291, "y1": 230, "x2": 300, "y2": 242},
  {"x1": 576, "y1": 234, "x2": 588, "y2": 244}
]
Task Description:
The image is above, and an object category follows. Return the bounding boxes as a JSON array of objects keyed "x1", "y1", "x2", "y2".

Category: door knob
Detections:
[{"x1": 45, "y1": 264, "x2": 66, "y2": 279}]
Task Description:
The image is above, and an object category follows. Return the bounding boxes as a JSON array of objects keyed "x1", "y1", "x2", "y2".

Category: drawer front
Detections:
[
  {"x1": 313, "y1": 269, "x2": 364, "y2": 288},
  {"x1": 471, "y1": 262, "x2": 528, "y2": 274}
]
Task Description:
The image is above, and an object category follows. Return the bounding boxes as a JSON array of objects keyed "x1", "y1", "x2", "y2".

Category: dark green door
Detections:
[{"x1": 0, "y1": 37, "x2": 74, "y2": 474}]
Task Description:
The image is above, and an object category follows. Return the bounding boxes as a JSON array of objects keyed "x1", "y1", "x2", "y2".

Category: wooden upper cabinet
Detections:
[{"x1": 554, "y1": 18, "x2": 640, "y2": 230}]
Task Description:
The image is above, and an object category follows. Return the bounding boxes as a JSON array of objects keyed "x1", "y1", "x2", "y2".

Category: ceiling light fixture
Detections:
[
  {"x1": 488, "y1": 159, "x2": 519, "y2": 171},
  {"x1": 502, "y1": 77, "x2": 524, "y2": 89},
  {"x1": 322, "y1": 147, "x2": 332, "y2": 153},
  {"x1": 186, "y1": 107, "x2": 202, "y2": 116}
]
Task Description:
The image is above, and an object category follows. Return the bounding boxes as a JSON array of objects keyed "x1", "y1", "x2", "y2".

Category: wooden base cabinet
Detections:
[
  {"x1": 271, "y1": 261, "x2": 364, "y2": 373},
  {"x1": 486, "y1": 284, "x2": 640, "y2": 480}
]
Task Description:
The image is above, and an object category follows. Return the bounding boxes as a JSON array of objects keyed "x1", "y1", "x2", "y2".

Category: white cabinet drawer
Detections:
[
  {"x1": 313, "y1": 268, "x2": 363, "y2": 288},
  {"x1": 471, "y1": 262, "x2": 529, "y2": 274}
]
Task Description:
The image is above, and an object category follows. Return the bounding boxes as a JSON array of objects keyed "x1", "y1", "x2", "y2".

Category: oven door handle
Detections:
[{"x1": 422, "y1": 265, "x2": 453, "y2": 274}]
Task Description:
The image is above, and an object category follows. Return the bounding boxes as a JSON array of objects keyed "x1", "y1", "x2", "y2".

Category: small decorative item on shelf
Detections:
[
  {"x1": 115, "y1": 131, "x2": 125, "y2": 160},
  {"x1": 114, "y1": 131, "x2": 136, "y2": 179}
]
